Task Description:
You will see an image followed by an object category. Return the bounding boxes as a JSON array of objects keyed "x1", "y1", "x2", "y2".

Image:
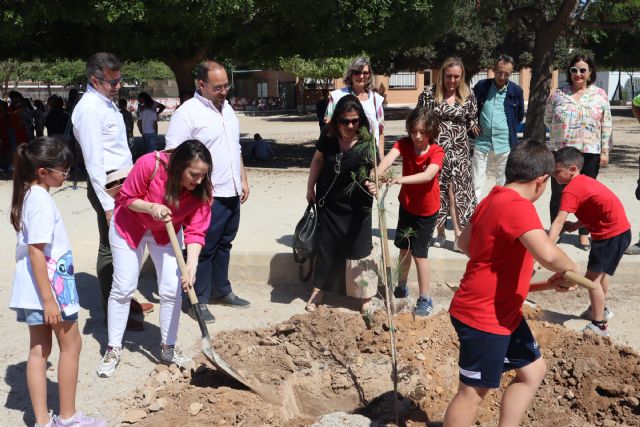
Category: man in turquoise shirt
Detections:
[
  {"x1": 625, "y1": 93, "x2": 640, "y2": 255},
  {"x1": 471, "y1": 55, "x2": 525, "y2": 202}
]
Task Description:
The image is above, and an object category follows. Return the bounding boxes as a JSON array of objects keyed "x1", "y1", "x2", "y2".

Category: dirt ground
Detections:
[
  {"x1": 122, "y1": 307, "x2": 640, "y2": 427},
  {"x1": 1, "y1": 110, "x2": 639, "y2": 426}
]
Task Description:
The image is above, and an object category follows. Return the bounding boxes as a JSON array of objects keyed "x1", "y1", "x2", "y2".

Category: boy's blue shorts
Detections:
[
  {"x1": 16, "y1": 308, "x2": 78, "y2": 326},
  {"x1": 451, "y1": 315, "x2": 541, "y2": 389},
  {"x1": 588, "y1": 229, "x2": 631, "y2": 276}
]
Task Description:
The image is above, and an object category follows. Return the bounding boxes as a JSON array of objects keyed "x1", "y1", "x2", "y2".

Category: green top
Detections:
[{"x1": 476, "y1": 81, "x2": 510, "y2": 154}]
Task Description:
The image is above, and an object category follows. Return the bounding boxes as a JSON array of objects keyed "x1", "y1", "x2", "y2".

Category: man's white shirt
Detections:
[
  {"x1": 72, "y1": 84, "x2": 132, "y2": 211},
  {"x1": 165, "y1": 92, "x2": 242, "y2": 198}
]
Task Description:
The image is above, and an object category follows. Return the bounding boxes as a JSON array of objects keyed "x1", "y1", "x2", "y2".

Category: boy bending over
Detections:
[
  {"x1": 548, "y1": 146, "x2": 631, "y2": 337},
  {"x1": 444, "y1": 140, "x2": 578, "y2": 427}
]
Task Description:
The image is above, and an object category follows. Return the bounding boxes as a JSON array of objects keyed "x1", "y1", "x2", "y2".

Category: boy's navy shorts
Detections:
[
  {"x1": 588, "y1": 229, "x2": 631, "y2": 276},
  {"x1": 394, "y1": 205, "x2": 437, "y2": 258},
  {"x1": 451, "y1": 315, "x2": 541, "y2": 389}
]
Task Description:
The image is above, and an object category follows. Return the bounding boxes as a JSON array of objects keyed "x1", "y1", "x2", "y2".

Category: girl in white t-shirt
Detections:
[{"x1": 10, "y1": 137, "x2": 106, "y2": 427}]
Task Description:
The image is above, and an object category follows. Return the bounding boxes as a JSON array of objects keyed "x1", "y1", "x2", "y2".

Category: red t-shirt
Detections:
[
  {"x1": 393, "y1": 137, "x2": 444, "y2": 216},
  {"x1": 559, "y1": 174, "x2": 630, "y2": 240},
  {"x1": 449, "y1": 187, "x2": 543, "y2": 335}
]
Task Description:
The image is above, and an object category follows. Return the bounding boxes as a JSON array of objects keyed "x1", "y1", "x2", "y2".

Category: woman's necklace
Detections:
[{"x1": 571, "y1": 85, "x2": 587, "y2": 102}]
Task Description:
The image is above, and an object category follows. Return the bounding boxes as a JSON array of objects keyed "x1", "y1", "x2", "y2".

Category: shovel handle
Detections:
[
  {"x1": 165, "y1": 222, "x2": 198, "y2": 305},
  {"x1": 529, "y1": 271, "x2": 598, "y2": 293}
]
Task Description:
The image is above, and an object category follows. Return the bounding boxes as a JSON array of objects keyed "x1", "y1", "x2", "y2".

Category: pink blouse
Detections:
[{"x1": 114, "y1": 151, "x2": 211, "y2": 249}]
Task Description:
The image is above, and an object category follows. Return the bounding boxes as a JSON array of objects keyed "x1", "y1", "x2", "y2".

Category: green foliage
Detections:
[
  {"x1": 122, "y1": 60, "x2": 175, "y2": 85},
  {"x1": 279, "y1": 56, "x2": 352, "y2": 89}
]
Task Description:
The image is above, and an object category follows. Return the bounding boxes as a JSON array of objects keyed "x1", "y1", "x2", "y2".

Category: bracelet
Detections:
[{"x1": 601, "y1": 152, "x2": 609, "y2": 157}]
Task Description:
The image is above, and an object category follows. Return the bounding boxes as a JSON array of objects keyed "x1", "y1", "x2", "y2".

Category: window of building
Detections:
[
  {"x1": 423, "y1": 70, "x2": 432, "y2": 87},
  {"x1": 389, "y1": 71, "x2": 416, "y2": 89},
  {"x1": 304, "y1": 78, "x2": 335, "y2": 90},
  {"x1": 257, "y1": 81, "x2": 268, "y2": 97}
]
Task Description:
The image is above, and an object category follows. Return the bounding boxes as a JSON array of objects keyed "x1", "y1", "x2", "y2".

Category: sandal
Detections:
[{"x1": 305, "y1": 288, "x2": 323, "y2": 312}]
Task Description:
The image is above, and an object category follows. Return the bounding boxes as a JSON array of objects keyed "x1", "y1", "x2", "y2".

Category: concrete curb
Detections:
[{"x1": 229, "y1": 250, "x2": 640, "y2": 286}]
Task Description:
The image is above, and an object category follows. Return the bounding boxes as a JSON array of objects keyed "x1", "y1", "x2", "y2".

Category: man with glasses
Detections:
[
  {"x1": 72, "y1": 52, "x2": 145, "y2": 331},
  {"x1": 471, "y1": 54, "x2": 525, "y2": 202},
  {"x1": 165, "y1": 60, "x2": 250, "y2": 323}
]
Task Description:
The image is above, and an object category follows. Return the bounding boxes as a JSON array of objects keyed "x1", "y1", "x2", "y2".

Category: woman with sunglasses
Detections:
[
  {"x1": 544, "y1": 54, "x2": 613, "y2": 251},
  {"x1": 324, "y1": 57, "x2": 385, "y2": 159},
  {"x1": 306, "y1": 95, "x2": 375, "y2": 312}
]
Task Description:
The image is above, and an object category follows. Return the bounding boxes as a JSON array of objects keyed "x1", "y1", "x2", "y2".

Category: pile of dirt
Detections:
[{"x1": 123, "y1": 308, "x2": 640, "y2": 426}]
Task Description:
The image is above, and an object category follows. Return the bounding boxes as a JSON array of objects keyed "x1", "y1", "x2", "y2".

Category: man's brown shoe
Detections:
[{"x1": 131, "y1": 299, "x2": 154, "y2": 314}]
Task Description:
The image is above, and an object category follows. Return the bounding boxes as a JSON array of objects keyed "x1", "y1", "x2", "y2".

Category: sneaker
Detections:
[
  {"x1": 54, "y1": 412, "x2": 107, "y2": 427},
  {"x1": 393, "y1": 285, "x2": 409, "y2": 299},
  {"x1": 579, "y1": 306, "x2": 614, "y2": 321},
  {"x1": 583, "y1": 322, "x2": 610, "y2": 337},
  {"x1": 96, "y1": 346, "x2": 121, "y2": 378},
  {"x1": 415, "y1": 296, "x2": 433, "y2": 317},
  {"x1": 161, "y1": 345, "x2": 192, "y2": 369},
  {"x1": 188, "y1": 303, "x2": 216, "y2": 323},
  {"x1": 35, "y1": 416, "x2": 55, "y2": 427},
  {"x1": 431, "y1": 235, "x2": 445, "y2": 248},
  {"x1": 210, "y1": 292, "x2": 250, "y2": 308},
  {"x1": 624, "y1": 242, "x2": 640, "y2": 255}
]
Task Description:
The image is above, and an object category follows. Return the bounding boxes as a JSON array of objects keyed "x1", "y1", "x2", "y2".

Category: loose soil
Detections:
[{"x1": 126, "y1": 307, "x2": 640, "y2": 426}]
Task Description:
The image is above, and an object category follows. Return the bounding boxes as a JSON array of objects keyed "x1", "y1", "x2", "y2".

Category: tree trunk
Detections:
[
  {"x1": 524, "y1": 28, "x2": 557, "y2": 142},
  {"x1": 165, "y1": 51, "x2": 206, "y2": 96}
]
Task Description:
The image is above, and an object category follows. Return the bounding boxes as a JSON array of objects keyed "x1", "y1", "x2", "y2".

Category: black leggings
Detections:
[{"x1": 550, "y1": 152, "x2": 601, "y2": 236}]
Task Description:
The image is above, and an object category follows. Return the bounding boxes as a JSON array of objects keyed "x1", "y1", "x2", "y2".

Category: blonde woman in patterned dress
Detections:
[
  {"x1": 544, "y1": 54, "x2": 612, "y2": 251},
  {"x1": 417, "y1": 57, "x2": 478, "y2": 251}
]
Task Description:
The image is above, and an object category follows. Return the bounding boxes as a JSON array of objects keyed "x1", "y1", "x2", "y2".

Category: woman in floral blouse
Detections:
[
  {"x1": 417, "y1": 57, "x2": 478, "y2": 251},
  {"x1": 544, "y1": 54, "x2": 612, "y2": 250}
]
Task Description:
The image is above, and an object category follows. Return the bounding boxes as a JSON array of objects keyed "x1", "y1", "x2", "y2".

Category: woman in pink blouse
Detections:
[
  {"x1": 97, "y1": 140, "x2": 212, "y2": 378},
  {"x1": 544, "y1": 54, "x2": 612, "y2": 250}
]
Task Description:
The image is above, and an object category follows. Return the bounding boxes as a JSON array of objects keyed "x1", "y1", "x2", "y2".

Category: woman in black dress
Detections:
[
  {"x1": 417, "y1": 57, "x2": 477, "y2": 251},
  {"x1": 305, "y1": 95, "x2": 375, "y2": 311}
]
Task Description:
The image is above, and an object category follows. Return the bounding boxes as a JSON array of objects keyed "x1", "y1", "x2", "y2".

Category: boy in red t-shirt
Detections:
[
  {"x1": 367, "y1": 108, "x2": 445, "y2": 316},
  {"x1": 444, "y1": 140, "x2": 578, "y2": 427},
  {"x1": 548, "y1": 147, "x2": 631, "y2": 337}
]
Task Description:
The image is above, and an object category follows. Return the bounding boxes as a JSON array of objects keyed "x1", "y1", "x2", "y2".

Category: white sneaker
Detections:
[
  {"x1": 160, "y1": 345, "x2": 192, "y2": 368},
  {"x1": 579, "y1": 306, "x2": 614, "y2": 321},
  {"x1": 583, "y1": 322, "x2": 610, "y2": 337},
  {"x1": 54, "y1": 412, "x2": 107, "y2": 427},
  {"x1": 96, "y1": 346, "x2": 121, "y2": 378},
  {"x1": 431, "y1": 235, "x2": 446, "y2": 248}
]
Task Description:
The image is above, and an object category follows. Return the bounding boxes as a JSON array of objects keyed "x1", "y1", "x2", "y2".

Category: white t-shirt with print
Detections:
[{"x1": 10, "y1": 185, "x2": 79, "y2": 316}]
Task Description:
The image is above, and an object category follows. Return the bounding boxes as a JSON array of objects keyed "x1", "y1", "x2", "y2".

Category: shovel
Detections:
[
  {"x1": 164, "y1": 222, "x2": 262, "y2": 394},
  {"x1": 529, "y1": 270, "x2": 597, "y2": 292}
]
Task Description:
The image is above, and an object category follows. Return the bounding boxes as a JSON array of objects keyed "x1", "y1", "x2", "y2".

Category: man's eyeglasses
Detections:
[
  {"x1": 46, "y1": 168, "x2": 70, "y2": 178},
  {"x1": 207, "y1": 83, "x2": 232, "y2": 94},
  {"x1": 570, "y1": 67, "x2": 589, "y2": 75},
  {"x1": 338, "y1": 118, "x2": 360, "y2": 126},
  {"x1": 352, "y1": 70, "x2": 371, "y2": 77},
  {"x1": 96, "y1": 76, "x2": 124, "y2": 88},
  {"x1": 495, "y1": 72, "x2": 511, "y2": 78}
]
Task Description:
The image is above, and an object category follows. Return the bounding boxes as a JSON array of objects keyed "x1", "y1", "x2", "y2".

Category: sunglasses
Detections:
[
  {"x1": 570, "y1": 67, "x2": 589, "y2": 75},
  {"x1": 96, "y1": 75, "x2": 123, "y2": 88},
  {"x1": 352, "y1": 70, "x2": 370, "y2": 77},
  {"x1": 338, "y1": 118, "x2": 360, "y2": 126}
]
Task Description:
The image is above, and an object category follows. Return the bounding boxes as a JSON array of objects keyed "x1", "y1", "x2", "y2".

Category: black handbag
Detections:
[{"x1": 293, "y1": 203, "x2": 317, "y2": 282}]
